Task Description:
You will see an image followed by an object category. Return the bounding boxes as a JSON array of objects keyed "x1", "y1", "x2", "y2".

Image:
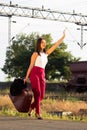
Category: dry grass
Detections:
[
  {"x1": 42, "y1": 99, "x2": 87, "y2": 113},
  {"x1": 0, "y1": 94, "x2": 16, "y2": 110},
  {"x1": 0, "y1": 93, "x2": 87, "y2": 116}
]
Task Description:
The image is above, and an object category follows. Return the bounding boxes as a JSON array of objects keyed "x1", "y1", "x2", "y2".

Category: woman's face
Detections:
[{"x1": 40, "y1": 39, "x2": 46, "y2": 50}]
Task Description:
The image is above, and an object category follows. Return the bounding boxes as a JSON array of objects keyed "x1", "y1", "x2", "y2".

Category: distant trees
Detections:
[{"x1": 2, "y1": 33, "x2": 79, "y2": 81}]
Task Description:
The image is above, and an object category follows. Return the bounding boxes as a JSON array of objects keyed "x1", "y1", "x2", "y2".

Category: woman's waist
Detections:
[
  {"x1": 29, "y1": 66, "x2": 45, "y2": 78},
  {"x1": 33, "y1": 66, "x2": 45, "y2": 71}
]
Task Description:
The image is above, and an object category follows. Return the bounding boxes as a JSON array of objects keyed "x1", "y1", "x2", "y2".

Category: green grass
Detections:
[{"x1": 0, "y1": 107, "x2": 87, "y2": 122}]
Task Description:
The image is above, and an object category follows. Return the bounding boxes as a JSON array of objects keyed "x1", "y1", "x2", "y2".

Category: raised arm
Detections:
[{"x1": 46, "y1": 30, "x2": 66, "y2": 55}]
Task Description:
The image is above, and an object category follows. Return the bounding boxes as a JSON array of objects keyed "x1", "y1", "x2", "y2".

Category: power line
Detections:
[
  {"x1": 0, "y1": 2, "x2": 87, "y2": 48},
  {"x1": 0, "y1": 3, "x2": 87, "y2": 24},
  {"x1": 10, "y1": 23, "x2": 30, "y2": 42}
]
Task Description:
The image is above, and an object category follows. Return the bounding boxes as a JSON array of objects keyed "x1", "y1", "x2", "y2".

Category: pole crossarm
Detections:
[{"x1": 0, "y1": 3, "x2": 87, "y2": 24}]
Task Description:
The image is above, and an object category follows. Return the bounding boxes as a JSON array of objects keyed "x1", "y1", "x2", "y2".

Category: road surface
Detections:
[{"x1": 0, "y1": 116, "x2": 87, "y2": 130}]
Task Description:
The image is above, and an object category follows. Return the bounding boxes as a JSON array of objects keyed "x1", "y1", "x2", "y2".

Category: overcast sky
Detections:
[{"x1": 0, "y1": 0, "x2": 87, "y2": 81}]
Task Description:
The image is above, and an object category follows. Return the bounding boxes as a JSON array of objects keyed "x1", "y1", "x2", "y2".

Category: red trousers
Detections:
[{"x1": 29, "y1": 66, "x2": 46, "y2": 115}]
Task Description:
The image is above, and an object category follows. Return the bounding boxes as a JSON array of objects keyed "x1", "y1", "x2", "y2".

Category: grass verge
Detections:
[{"x1": 0, "y1": 89, "x2": 87, "y2": 121}]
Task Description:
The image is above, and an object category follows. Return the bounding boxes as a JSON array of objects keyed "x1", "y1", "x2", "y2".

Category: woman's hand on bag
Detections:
[{"x1": 24, "y1": 78, "x2": 27, "y2": 84}]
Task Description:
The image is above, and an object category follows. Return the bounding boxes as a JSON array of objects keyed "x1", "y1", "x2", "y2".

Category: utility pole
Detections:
[
  {"x1": 8, "y1": 15, "x2": 16, "y2": 46},
  {"x1": 8, "y1": 15, "x2": 12, "y2": 46},
  {"x1": 76, "y1": 22, "x2": 87, "y2": 49}
]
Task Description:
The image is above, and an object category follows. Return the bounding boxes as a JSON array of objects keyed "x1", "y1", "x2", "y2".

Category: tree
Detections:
[
  {"x1": 2, "y1": 32, "x2": 79, "y2": 81},
  {"x1": 45, "y1": 43, "x2": 80, "y2": 80}
]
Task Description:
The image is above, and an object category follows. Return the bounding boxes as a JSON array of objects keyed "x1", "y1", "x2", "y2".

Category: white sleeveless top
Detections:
[{"x1": 35, "y1": 52, "x2": 48, "y2": 69}]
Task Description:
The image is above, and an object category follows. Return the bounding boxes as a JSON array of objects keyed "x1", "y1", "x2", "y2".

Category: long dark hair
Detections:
[{"x1": 35, "y1": 37, "x2": 46, "y2": 55}]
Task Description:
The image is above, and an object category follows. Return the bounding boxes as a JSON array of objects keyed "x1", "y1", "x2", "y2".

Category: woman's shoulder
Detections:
[
  {"x1": 33, "y1": 52, "x2": 38, "y2": 55},
  {"x1": 31, "y1": 52, "x2": 38, "y2": 58}
]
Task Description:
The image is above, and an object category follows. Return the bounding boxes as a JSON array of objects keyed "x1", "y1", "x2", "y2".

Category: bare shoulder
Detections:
[
  {"x1": 31, "y1": 52, "x2": 38, "y2": 58},
  {"x1": 46, "y1": 50, "x2": 49, "y2": 56},
  {"x1": 32, "y1": 52, "x2": 38, "y2": 56}
]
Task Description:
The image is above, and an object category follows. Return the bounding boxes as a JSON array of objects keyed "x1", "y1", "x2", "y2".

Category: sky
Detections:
[{"x1": 0, "y1": 0, "x2": 87, "y2": 81}]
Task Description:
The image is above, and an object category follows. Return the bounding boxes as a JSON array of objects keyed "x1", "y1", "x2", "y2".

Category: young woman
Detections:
[{"x1": 24, "y1": 30, "x2": 66, "y2": 119}]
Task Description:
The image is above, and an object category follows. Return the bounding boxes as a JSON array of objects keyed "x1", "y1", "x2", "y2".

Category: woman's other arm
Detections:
[{"x1": 24, "y1": 52, "x2": 38, "y2": 82}]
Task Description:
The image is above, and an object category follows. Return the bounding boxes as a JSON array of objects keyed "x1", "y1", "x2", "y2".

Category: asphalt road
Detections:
[{"x1": 0, "y1": 116, "x2": 87, "y2": 130}]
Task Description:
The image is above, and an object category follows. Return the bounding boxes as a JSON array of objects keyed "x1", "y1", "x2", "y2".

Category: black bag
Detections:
[
  {"x1": 10, "y1": 78, "x2": 27, "y2": 96},
  {"x1": 9, "y1": 88, "x2": 33, "y2": 113}
]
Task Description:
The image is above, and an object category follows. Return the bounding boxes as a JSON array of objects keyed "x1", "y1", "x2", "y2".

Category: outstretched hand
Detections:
[{"x1": 63, "y1": 29, "x2": 66, "y2": 36}]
